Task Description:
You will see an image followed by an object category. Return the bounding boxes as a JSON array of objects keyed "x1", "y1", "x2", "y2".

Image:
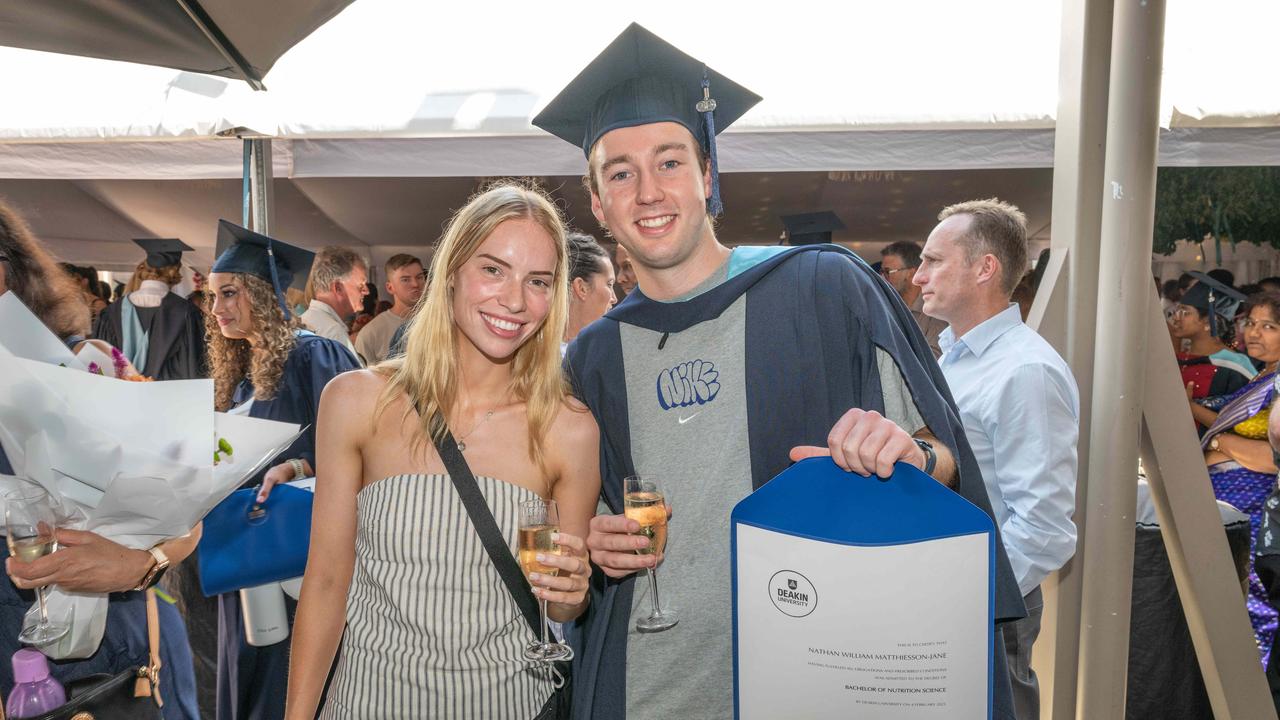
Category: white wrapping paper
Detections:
[{"x1": 0, "y1": 295, "x2": 301, "y2": 658}]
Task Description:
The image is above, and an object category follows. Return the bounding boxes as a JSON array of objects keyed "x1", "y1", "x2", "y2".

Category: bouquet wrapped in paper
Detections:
[{"x1": 0, "y1": 293, "x2": 301, "y2": 658}]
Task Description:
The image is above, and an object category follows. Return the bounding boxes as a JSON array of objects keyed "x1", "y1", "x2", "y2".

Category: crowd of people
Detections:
[{"x1": 0, "y1": 21, "x2": 1272, "y2": 720}]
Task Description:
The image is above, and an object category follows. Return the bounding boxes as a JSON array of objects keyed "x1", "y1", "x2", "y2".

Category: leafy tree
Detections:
[{"x1": 1152, "y1": 167, "x2": 1280, "y2": 256}]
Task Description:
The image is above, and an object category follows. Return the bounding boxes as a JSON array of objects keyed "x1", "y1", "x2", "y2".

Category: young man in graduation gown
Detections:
[
  {"x1": 95, "y1": 238, "x2": 207, "y2": 380},
  {"x1": 535, "y1": 24, "x2": 1026, "y2": 720}
]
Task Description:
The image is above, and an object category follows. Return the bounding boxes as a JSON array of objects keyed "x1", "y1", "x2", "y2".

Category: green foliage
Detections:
[{"x1": 1153, "y1": 167, "x2": 1280, "y2": 255}]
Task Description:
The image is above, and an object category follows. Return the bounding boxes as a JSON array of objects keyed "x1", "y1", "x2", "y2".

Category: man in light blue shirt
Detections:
[{"x1": 914, "y1": 198, "x2": 1080, "y2": 720}]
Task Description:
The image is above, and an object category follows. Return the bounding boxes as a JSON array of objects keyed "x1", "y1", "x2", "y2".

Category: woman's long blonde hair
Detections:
[
  {"x1": 376, "y1": 181, "x2": 571, "y2": 473},
  {"x1": 205, "y1": 273, "x2": 299, "y2": 411}
]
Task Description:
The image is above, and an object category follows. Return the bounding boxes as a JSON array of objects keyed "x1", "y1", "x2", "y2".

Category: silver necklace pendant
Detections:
[{"x1": 457, "y1": 441, "x2": 467, "y2": 452}]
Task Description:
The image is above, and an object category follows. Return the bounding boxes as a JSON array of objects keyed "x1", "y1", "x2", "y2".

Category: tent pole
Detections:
[
  {"x1": 243, "y1": 138, "x2": 274, "y2": 236},
  {"x1": 1030, "y1": 0, "x2": 1113, "y2": 716},
  {"x1": 173, "y1": 0, "x2": 267, "y2": 90},
  {"x1": 1074, "y1": 0, "x2": 1166, "y2": 715}
]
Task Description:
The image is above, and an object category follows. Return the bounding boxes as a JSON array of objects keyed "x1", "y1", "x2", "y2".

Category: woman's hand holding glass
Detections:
[{"x1": 526, "y1": 530, "x2": 590, "y2": 613}]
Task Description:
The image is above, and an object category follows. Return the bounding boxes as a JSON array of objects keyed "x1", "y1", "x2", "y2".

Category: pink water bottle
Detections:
[{"x1": 6, "y1": 649, "x2": 65, "y2": 718}]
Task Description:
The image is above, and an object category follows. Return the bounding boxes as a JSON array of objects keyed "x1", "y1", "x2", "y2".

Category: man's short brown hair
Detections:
[
  {"x1": 937, "y1": 198, "x2": 1028, "y2": 296},
  {"x1": 385, "y1": 253, "x2": 423, "y2": 277},
  {"x1": 306, "y1": 246, "x2": 366, "y2": 301}
]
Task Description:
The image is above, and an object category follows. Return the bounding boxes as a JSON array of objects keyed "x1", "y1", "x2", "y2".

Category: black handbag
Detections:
[
  {"x1": 30, "y1": 589, "x2": 164, "y2": 720},
  {"x1": 433, "y1": 431, "x2": 572, "y2": 720}
]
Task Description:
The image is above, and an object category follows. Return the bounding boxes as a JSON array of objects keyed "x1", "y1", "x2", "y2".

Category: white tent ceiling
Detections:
[{"x1": 0, "y1": 0, "x2": 1274, "y2": 271}]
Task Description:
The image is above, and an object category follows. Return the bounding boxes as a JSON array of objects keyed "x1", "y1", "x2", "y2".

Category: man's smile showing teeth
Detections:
[{"x1": 637, "y1": 215, "x2": 675, "y2": 229}]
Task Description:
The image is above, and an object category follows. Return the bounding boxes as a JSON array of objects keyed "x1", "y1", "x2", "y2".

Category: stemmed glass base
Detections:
[
  {"x1": 635, "y1": 567, "x2": 678, "y2": 633},
  {"x1": 636, "y1": 609, "x2": 679, "y2": 633},
  {"x1": 524, "y1": 641, "x2": 573, "y2": 662},
  {"x1": 19, "y1": 618, "x2": 68, "y2": 646}
]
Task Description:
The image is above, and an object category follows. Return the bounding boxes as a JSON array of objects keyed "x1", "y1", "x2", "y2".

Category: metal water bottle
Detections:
[{"x1": 240, "y1": 582, "x2": 288, "y2": 646}]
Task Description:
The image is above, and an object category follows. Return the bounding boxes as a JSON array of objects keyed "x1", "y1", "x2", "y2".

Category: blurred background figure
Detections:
[
  {"x1": 301, "y1": 246, "x2": 367, "y2": 364},
  {"x1": 354, "y1": 254, "x2": 424, "y2": 365},
  {"x1": 613, "y1": 242, "x2": 637, "y2": 300},
  {"x1": 1176, "y1": 272, "x2": 1256, "y2": 429},
  {"x1": 880, "y1": 240, "x2": 946, "y2": 358},
  {"x1": 95, "y1": 238, "x2": 207, "y2": 381},
  {"x1": 1198, "y1": 291, "x2": 1280, "y2": 669},
  {"x1": 564, "y1": 231, "x2": 615, "y2": 349}
]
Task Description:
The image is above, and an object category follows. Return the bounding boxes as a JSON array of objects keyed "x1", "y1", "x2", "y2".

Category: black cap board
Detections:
[
  {"x1": 531, "y1": 23, "x2": 761, "y2": 216},
  {"x1": 1182, "y1": 270, "x2": 1246, "y2": 337},
  {"x1": 133, "y1": 238, "x2": 192, "y2": 269},
  {"x1": 781, "y1": 211, "x2": 846, "y2": 246},
  {"x1": 211, "y1": 220, "x2": 315, "y2": 318}
]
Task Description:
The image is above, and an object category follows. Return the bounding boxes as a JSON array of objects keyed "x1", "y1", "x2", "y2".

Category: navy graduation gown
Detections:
[
  {"x1": 216, "y1": 332, "x2": 359, "y2": 720},
  {"x1": 94, "y1": 294, "x2": 208, "y2": 381},
  {"x1": 565, "y1": 245, "x2": 1025, "y2": 720}
]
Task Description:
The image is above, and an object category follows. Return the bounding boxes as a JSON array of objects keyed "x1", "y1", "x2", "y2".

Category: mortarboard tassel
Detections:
[
  {"x1": 1207, "y1": 288, "x2": 1218, "y2": 337},
  {"x1": 699, "y1": 69, "x2": 723, "y2": 218},
  {"x1": 265, "y1": 240, "x2": 292, "y2": 320}
]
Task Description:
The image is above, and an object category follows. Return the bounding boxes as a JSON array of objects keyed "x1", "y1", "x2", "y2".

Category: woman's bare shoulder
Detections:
[
  {"x1": 322, "y1": 369, "x2": 390, "y2": 414},
  {"x1": 549, "y1": 395, "x2": 599, "y2": 452}
]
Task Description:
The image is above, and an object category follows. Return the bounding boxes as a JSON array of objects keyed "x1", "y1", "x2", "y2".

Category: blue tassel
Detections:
[
  {"x1": 266, "y1": 240, "x2": 291, "y2": 320},
  {"x1": 700, "y1": 69, "x2": 723, "y2": 217}
]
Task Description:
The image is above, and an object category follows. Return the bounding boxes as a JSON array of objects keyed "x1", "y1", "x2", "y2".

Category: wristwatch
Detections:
[
  {"x1": 288, "y1": 458, "x2": 306, "y2": 480},
  {"x1": 133, "y1": 545, "x2": 170, "y2": 592},
  {"x1": 1209, "y1": 436, "x2": 1221, "y2": 453},
  {"x1": 914, "y1": 438, "x2": 938, "y2": 475}
]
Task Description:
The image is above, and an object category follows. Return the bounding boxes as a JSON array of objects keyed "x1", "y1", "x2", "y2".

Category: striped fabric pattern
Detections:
[{"x1": 320, "y1": 474, "x2": 555, "y2": 719}]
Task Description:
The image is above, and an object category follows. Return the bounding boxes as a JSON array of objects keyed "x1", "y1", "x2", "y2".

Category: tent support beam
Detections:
[
  {"x1": 174, "y1": 0, "x2": 266, "y2": 91},
  {"x1": 243, "y1": 139, "x2": 273, "y2": 234},
  {"x1": 1073, "y1": 0, "x2": 1165, "y2": 713},
  {"x1": 1028, "y1": 0, "x2": 1113, "y2": 711}
]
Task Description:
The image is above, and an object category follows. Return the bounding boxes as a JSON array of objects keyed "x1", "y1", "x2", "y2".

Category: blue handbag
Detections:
[{"x1": 197, "y1": 484, "x2": 313, "y2": 596}]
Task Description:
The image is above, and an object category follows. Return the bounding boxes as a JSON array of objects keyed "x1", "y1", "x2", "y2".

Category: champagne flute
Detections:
[
  {"x1": 518, "y1": 498, "x2": 573, "y2": 662},
  {"x1": 624, "y1": 475, "x2": 678, "y2": 632},
  {"x1": 5, "y1": 486, "x2": 69, "y2": 645}
]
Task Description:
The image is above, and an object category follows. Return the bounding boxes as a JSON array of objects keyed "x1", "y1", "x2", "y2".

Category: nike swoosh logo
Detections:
[{"x1": 678, "y1": 411, "x2": 702, "y2": 424}]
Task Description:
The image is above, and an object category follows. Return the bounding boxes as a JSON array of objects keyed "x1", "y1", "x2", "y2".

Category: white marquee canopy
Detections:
[{"x1": 0, "y1": 0, "x2": 1276, "y2": 270}]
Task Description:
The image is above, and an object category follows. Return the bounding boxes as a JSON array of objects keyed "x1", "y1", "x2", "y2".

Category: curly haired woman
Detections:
[{"x1": 205, "y1": 221, "x2": 360, "y2": 720}]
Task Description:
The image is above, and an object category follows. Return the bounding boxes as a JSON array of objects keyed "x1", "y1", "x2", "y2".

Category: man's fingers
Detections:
[
  {"x1": 826, "y1": 409, "x2": 863, "y2": 471},
  {"x1": 52, "y1": 528, "x2": 93, "y2": 546},
  {"x1": 590, "y1": 550, "x2": 655, "y2": 578},
  {"x1": 590, "y1": 514, "x2": 640, "y2": 535},
  {"x1": 589, "y1": 530, "x2": 652, "y2": 554},
  {"x1": 789, "y1": 446, "x2": 831, "y2": 463},
  {"x1": 838, "y1": 412, "x2": 880, "y2": 476}
]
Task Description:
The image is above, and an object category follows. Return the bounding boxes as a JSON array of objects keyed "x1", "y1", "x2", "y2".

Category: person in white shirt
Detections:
[
  {"x1": 354, "y1": 253, "x2": 424, "y2": 365},
  {"x1": 914, "y1": 198, "x2": 1080, "y2": 720},
  {"x1": 301, "y1": 246, "x2": 367, "y2": 364}
]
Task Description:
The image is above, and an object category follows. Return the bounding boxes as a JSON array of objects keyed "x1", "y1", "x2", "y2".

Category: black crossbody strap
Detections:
[{"x1": 432, "y1": 430, "x2": 544, "y2": 638}]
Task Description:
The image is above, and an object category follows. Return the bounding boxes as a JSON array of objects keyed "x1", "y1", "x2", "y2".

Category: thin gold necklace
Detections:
[{"x1": 454, "y1": 402, "x2": 503, "y2": 452}]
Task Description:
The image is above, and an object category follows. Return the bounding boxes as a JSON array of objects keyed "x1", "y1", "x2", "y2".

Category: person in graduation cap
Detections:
[
  {"x1": 205, "y1": 220, "x2": 361, "y2": 720},
  {"x1": 535, "y1": 23, "x2": 1025, "y2": 720},
  {"x1": 95, "y1": 238, "x2": 208, "y2": 381},
  {"x1": 1174, "y1": 271, "x2": 1257, "y2": 427}
]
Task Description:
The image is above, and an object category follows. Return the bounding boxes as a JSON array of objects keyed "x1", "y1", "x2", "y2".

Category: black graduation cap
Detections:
[
  {"x1": 1181, "y1": 270, "x2": 1246, "y2": 337},
  {"x1": 210, "y1": 220, "x2": 315, "y2": 319},
  {"x1": 531, "y1": 23, "x2": 762, "y2": 216},
  {"x1": 133, "y1": 238, "x2": 192, "y2": 269},
  {"x1": 781, "y1": 211, "x2": 846, "y2": 246}
]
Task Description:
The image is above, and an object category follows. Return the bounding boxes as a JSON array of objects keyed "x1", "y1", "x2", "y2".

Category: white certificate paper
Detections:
[{"x1": 735, "y1": 523, "x2": 989, "y2": 719}]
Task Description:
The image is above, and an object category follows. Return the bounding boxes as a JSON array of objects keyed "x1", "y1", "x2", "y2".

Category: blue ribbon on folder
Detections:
[{"x1": 197, "y1": 484, "x2": 313, "y2": 596}]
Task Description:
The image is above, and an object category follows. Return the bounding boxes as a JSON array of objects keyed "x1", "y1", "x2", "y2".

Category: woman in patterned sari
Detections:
[{"x1": 1198, "y1": 291, "x2": 1280, "y2": 665}]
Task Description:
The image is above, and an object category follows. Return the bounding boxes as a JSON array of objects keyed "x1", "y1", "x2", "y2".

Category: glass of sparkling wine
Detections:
[
  {"x1": 518, "y1": 498, "x2": 573, "y2": 662},
  {"x1": 5, "y1": 486, "x2": 68, "y2": 645},
  {"x1": 624, "y1": 475, "x2": 678, "y2": 632}
]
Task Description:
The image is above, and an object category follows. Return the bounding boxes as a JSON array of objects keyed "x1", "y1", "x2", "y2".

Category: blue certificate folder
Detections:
[
  {"x1": 197, "y1": 484, "x2": 313, "y2": 596},
  {"x1": 731, "y1": 458, "x2": 995, "y2": 719}
]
